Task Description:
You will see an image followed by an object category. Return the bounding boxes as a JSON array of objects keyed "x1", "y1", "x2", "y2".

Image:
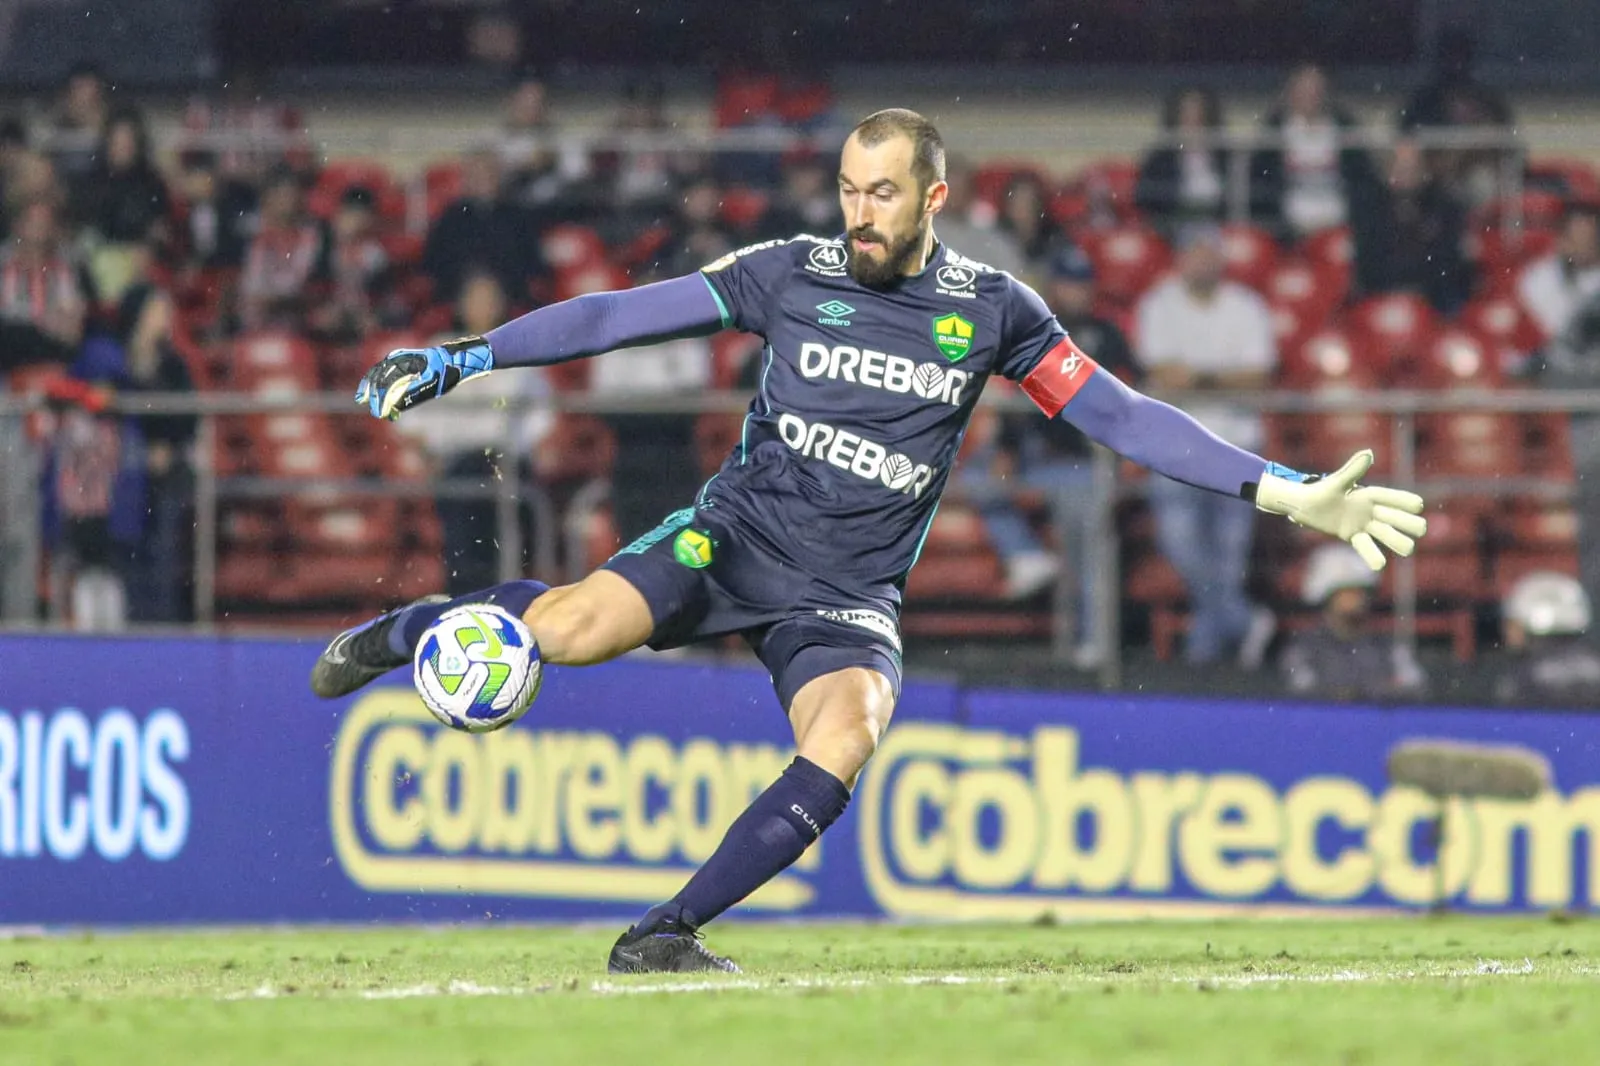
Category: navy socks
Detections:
[
  {"x1": 387, "y1": 579, "x2": 551, "y2": 657},
  {"x1": 643, "y1": 756, "x2": 852, "y2": 930}
]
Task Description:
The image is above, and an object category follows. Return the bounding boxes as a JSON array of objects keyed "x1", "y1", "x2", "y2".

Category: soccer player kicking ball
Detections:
[{"x1": 313, "y1": 109, "x2": 1427, "y2": 972}]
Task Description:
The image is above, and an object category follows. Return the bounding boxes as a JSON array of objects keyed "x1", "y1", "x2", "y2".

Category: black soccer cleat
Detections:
[
  {"x1": 607, "y1": 916, "x2": 741, "y2": 975},
  {"x1": 309, "y1": 594, "x2": 450, "y2": 699}
]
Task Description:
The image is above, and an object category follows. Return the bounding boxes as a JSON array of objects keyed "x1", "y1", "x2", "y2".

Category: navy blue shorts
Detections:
[{"x1": 601, "y1": 506, "x2": 903, "y2": 711}]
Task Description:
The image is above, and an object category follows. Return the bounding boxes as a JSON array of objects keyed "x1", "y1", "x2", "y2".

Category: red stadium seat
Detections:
[
  {"x1": 1220, "y1": 224, "x2": 1279, "y2": 292},
  {"x1": 1458, "y1": 295, "x2": 1546, "y2": 374},
  {"x1": 542, "y1": 224, "x2": 608, "y2": 272},
  {"x1": 1077, "y1": 159, "x2": 1142, "y2": 222},
  {"x1": 711, "y1": 331, "x2": 763, "y2": 387},
  {"x1": 1472, "y1": 227, "x2": 1559, "y2": 293},
  {"x1": 971, "y1": 162, "x2": 1046, "y2": 211},
  {"x1": 422, "y1": 162, "x2": 463, "y2": 223},
  {"x1": 1347, "y1": 293, "x2": 1440, "y2": 380},
  {"x1": 1078, "y1": 226, "x2": 1171, "y2": 305},
  {"x1": 1280, "y1": 328, "x2": 1380, "y2": 390},
  {"x1": 1526, "y1": 158, "x2": 1600, "y2": 201},
  {"x1": 554, "y1": 262, "x2": 630, "y2": 302},
  {"x1": 309, "y1": 160, "x2": 406, "y2": 224},
  {"x1": 1416, "y1": 411, "x2": 1523, "y2": 479},
  {"x1": 536, "y1": 414, "x2": 616, "y2": 483},
  {"x1": 719, "y1": 187, "x2": 770, "y2": 233},
  {"x1": 1401, "y1": 328, "x2": 1502, "y2": 390},
  {"x1": 227, "y1": 332, "x2": 321, "y2": 395},
  {"x1": 1299, "y1": 226, "x2": 1353, "y2": 299},
  {"x1": 1522, "y1": 413, "x2": 1576, "y2": 481}
]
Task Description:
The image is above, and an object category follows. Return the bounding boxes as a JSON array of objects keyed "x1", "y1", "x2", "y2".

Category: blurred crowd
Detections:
[{"x1": 0, "y1": 44, "x2": 1597, "y2": 707}]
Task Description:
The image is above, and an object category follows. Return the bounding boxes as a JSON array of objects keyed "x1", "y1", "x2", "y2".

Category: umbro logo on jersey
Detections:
[
  {"x1": 816, "y1": 300, "x2": 855, "y2": 326},
  {"x1": 799, "y1": 342, "x2": 971, "y2": 406},
  {"x1": 806, "y1": 242, "x2": 848, "y2": 276},
  {"x1": 778, "y1": 413, "x2": 937, "y2": 498},
  {"x1": 934, "y1": 263, "x2": 978, "y2": 299}
]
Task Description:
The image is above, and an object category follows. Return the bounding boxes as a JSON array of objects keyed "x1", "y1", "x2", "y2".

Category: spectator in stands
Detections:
[
  {"x1": 1280, "y1": 543, "x2": 1427, "y2": 701},
  {"x1": 1525, "y1": 202, "x2": 1600, "y2": 594},
  {"x1": 309, "y1": 186, "x2": 400, "y2": 343},
  {"x1": 0, "y1": 115, "x2": 29, "y2": 189},
  {"x1": 182, "y1": 67, "x2": 308, "y2": 182},
  {"x1": 4, "y1": 151, "x2": 65, "y2": 231},
  {"x1": 501, "y1": 74, "x2": 592, "y2": 226},
  {"x1": 239, "y1": 167, "x2": 329, "y2": 333},
  {"x1": 1254, "y1": 63, "x2": 1383, "y2": 241},
  {"x1": 960, "y1": 245, "x2": 1141, "y2": 663},
  {"x1": 661, "y1": 175, "x2": 735, "y2": 277},
  {"x1": 762, "y1": 152, "x2": 837, "y2": 241},
  {"x1": 0, "y1": 198, "x2": 93, "y2": 367},
  {"x1": 115, "y1": 286, "x2": 196, "y2": 623},
  {"x1": 74, "y1": 108, "x2": 172, "y2": 304},
  {"x1": 45, "y1": 62, "x2": 107, "y2": 187},
  {"x1": 172, "y1": 149, "x2": 256, "y2": 272},
  {"x1": 1494, "y1": 571, "x2": 1600, "y2": 706},
  {"x1": 1350, "y1": 139, "x2": 1472, "y2": 313},
  {"x1": 602, "y1": 77, "x2": 676, "y2": 214},
  {"x1": 932, "y1": 155, "x2": 1027, "y2": 277},
  {"x1": 1136, "y1": 223, "x2": 1277, "y2": 667},
  {"x1": 43, "y1": 338, "x2": 131, "y2": 632},
  {"x1": 1399, "y1": 28, "x2": 1514, "y2": 208},
  {"x1": 393, "y1": 270, "x2": 552, "y2": 595},
  {"x1": 423, "y1": 147, "x2": 543, "y2": 306},
  {"x1": 590, "y1": 265, "x2": 713, "y2": 543},
  {"x1": 1135, "y1": 86, "x2": 1245, "y2": 237},
  {"x1": 1517, "y1": 201, "x2": 1600, "y2": 347},
  {"x1": 995, "y1": 172, "x2": 1061, "y2": 282}
]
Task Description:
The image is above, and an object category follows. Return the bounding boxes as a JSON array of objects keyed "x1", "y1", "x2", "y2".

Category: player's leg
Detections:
[
  {"x1": 609, "y1": 627, "x2": 898, "y2": 974},
  {"x1": 311, "y1": 508, "x2": 702, "y2": 698}
]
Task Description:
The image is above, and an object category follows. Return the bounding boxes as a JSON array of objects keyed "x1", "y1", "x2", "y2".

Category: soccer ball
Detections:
[{"x1": 413, "y1": 604, "x2": 543, "y2": 732}]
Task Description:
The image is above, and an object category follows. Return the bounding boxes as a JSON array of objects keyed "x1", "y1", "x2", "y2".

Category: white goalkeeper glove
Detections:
[{"x1": 1254, "y1": 450, "x2": 1427, "y2": 571}]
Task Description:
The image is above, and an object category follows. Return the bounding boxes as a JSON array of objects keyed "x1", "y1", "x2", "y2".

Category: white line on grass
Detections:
[{"x1": 220, "y1": 957, "x2": 1576, "y2": 1002}]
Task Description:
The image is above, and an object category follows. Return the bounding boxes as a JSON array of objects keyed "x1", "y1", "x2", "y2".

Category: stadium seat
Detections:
[
  {"x1": 972, "y1": 162, "x2": 1046, "y2": 211},
  {"x1": 1457, "y1": 294, "x2": 1546, "y2": 374},
  {"x1": 1522, "y1": 412, "x2": 1576, "y2": 481},
  {"x1": 1299, "y1": 226, "x2": 1353, "y2": 301},
  {"x1": 542, "y1": 224, "x2": 608, "y2": 273},
  {"x1": 421, "y1": 161, "x2": 463, "y2": 223},
  {"x1": 1347, "y1": 293, "x2": 1440, "y2": 381},
  {"x1": 1402, "y1": 328, "x2": 1502, "y2": 390},
  {"x1": 711, "y1": 331, "x2": 763, "y2": 387},
  {"x1": 1076, "y1": 159, "x2": 1142, "y2": 222},
  {"x1": 309, "y1": 159, "x2": 407, "y2": 223},
  {"x1": 1078, "y1": 226, "x2": 1171, "y2": 305},
  {"x1": 227, "y1": 332, "x2": 322, "y2": 396},
  {"x1": 719, "y1": 187, "x2": 771, "y2": 233},
  {"x1": 1220, "y1": 224, "x2": 1279, "y2": 292},
  {"x1": 535, "y1": 414, "x2": 616, "y2": 483},
  {"x1": 1416, "y1": 411, "x2": 1523, "y2": 479}
]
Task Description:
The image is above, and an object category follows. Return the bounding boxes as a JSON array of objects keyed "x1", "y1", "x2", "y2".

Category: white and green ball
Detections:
[{"x1": 413, "y1": 604, "x2": 543, "y2": 732}]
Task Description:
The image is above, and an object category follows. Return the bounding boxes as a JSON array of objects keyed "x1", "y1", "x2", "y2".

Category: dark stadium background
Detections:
[{"x1": 2, "y1": 0, "x2": 1600, "y2": 707}]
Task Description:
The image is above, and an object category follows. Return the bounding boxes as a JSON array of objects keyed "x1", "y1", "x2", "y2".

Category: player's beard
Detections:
[{"x1": 846, "y1": 221, "x2": 928, "y2": 290}]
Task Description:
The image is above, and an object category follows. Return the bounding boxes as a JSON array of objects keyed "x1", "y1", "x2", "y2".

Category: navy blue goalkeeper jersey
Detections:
[{"x1": 696, "y1": 234, "x2": 1095, "y2": 592}]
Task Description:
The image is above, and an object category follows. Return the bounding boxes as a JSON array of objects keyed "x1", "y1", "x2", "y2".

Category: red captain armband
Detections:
[{"x1": 1020, "y1": 338, "x2": 1100, "y2": 418}]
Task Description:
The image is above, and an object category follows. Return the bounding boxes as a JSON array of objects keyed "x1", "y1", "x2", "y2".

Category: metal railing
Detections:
[{"x1": 2, "y1": 386, "x2": 1591, "y2": 687}]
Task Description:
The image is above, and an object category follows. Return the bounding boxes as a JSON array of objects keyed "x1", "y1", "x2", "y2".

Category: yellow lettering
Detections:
[
  {"x1": 1179, "y1": 774, "x2": 1280, "y2": 898},
  {"x1": 1127, "y1": 772, "x2": 1202, "y2": 892},
  {"x1": 1467, "y1": 790, "x2": 1600, "y2": 908},
  {"x1": 362, "y1": 726, "x2": 427, "y2": 851},
  {"x1": 890, "y1": 760, "x2": 951, "y2": 882},
  {"x1": 479, "y1": 730, "x2": 540, "y2": 853},
  {"x1": 565, "y1": 734, "x2": 623, "y2": 859},
  {"x1": 1370, "y1": 788, "x2": 1474, "y2": 905},
  {"x1": 423, "y1": 731, "x2": 481, "y2": 853},
  {"x1": 675, "y1": 740, "x2": 730, "y2": 862},
  {"x1": 621, "y1": 736, "x2": 677, "y2": 863},
  {"x1": 1281, "y1": 778, "x2": 1375, "y2": 901},
  {"x1": 950, "y1": 768, "x2": 1038, "y2": 890},
  {"x1": 1032, "y1": 729, "x2": 1134, "y2": 892},
  {"x1": 532, "y1": 732, "x2": 579, "y2": 854}
]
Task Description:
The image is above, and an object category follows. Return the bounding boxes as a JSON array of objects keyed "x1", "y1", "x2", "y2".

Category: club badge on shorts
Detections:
[
  {"x1": 931, "y1": 313, "x2": 975, "y2": 362},
  {"x1": 673, "y1": 528, "x2": 716, "y2": 569}
]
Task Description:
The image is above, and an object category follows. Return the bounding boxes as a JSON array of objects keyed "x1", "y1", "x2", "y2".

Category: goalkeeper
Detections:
[{"x1": 312, "y1": 108, "x2": 1427, "y2": 973}]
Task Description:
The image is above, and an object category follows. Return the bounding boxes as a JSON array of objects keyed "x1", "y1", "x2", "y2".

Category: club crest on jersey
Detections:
[
  {"x1": 816, "y1": 300, "x2": 855, "y2": 326},
  {"x1": 934, "y1": 263, "x2": 978, "y2": 299},
  {"x1": 806, "y1": 242, "x2": 848, "y2": 276},
  {"x1": 672, "y1": 528, "x2": 715, "y2": 569},
  {"x1": 931, "y1": 313, "x2": 976, "y2": 362}
]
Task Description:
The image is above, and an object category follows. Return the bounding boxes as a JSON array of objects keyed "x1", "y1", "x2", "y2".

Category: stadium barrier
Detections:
[
  {"x1": 0, "y1": 386, "x2": 1590, "y2": 686},
  {"x1": 2, "y1": 633, "x2": 1599, "y2": 925}
]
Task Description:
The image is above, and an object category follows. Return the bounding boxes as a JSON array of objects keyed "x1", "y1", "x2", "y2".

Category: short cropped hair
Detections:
[{"x1": 850, "y1": 108, "x2": 946, "y2": 196}]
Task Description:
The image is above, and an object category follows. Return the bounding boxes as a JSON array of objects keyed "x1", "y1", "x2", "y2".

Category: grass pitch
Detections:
[{"x1": 4, "y1": 917, "x2": 1599, "y2": 1065}]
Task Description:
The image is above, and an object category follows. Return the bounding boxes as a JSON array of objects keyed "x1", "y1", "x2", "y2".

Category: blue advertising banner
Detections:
[{"x1": 1, "y1": 634, "x2": 1597, "y2": 924}]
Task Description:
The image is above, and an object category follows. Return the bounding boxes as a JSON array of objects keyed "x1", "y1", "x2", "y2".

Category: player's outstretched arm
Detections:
[
  {"x1": 1052, "y1": 369, "x2": 1428, "y2": 570},
  {"x1": 356, "y1": 273, "x2": 725, "y2": 420}
]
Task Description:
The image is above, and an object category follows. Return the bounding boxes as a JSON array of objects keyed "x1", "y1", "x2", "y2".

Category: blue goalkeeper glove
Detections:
[{"x1": 354, "y1": 335, "x2": 496, "y2": 420}]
